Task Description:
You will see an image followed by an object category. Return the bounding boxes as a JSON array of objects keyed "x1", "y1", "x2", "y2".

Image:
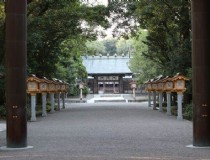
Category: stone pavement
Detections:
[
  {"x1": 0, "y1": 102, "x2": 210, "y2": 160},
  {"x1": 66, "y1": 94, "x2": 148, "y2": 103},
  {"x1": 0, "y1": 122, "x2": 6, "y2": 132}
]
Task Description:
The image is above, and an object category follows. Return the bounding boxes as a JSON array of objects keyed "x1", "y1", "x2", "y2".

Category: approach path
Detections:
[{"x1": 0, "y1": 102, "x2": 210, "y2": 160}]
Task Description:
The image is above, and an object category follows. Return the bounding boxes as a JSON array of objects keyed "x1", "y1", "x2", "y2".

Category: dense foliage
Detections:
[
  {"x1": 0, "y1": 0, "x2": 193, "y2": 113},
  {"x1": 0, "y1": 0, "x2": 110, "y2": 106},
  {"x1": 27, "y1": 0, "x2": 109, "y2": 78},
  {"x1": 107, "y1": 0, "x2": 192, "y2": 107},
  {"x1": 107, "y1": 0, "x2": 191, "y2": 79}
]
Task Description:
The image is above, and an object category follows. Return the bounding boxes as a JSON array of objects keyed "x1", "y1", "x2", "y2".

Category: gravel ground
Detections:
[{"x1": 0, "y1": 102, "x2": 210, "y2": 160}]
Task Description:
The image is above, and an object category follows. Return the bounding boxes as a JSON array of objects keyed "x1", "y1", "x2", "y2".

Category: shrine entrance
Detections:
[{"x1": 3, "y1": 0, "x2": 210, "y2": 149}]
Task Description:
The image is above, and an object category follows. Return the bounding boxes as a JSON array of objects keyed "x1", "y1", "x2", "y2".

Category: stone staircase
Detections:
[{"x1": 88, "y1": 94, "x2": 127, "y2": 103}]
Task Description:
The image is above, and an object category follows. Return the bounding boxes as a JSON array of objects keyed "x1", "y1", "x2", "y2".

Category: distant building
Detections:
[{"x1": 82, "y1": 55, "x2": 133, "y2": 94}]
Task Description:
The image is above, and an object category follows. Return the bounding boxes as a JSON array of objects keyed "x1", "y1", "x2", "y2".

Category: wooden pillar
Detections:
[
  {"x1": 5, "y1": 0, "x2": 27, "y2": 148},
  {"x1": 192, "y1": 0, "x2": 210, "y2": 147}
]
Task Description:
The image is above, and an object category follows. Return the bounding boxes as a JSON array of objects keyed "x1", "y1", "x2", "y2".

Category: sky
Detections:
[
  {"x1": 82, "y1": 0, "x2": 114, "y2": 40},
  {"x1": 85, "y1": 0, "x2": 108, "y2": 6}
]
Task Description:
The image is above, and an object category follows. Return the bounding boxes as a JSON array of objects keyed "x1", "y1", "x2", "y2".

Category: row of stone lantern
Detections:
[
  {"x1": 144, "y1": 73, "x2": 189, "y2": 120},
  {"x1": 26, "y1": 74, "x2": 69, "y2": 121}
]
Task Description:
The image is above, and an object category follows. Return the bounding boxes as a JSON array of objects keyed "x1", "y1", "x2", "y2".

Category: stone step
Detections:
[
  {"x1": 65, "y1": 100, "x2": 87, "y2": 103},
  {"x1": 100, "y1": 94, "x2": 122, "y2": 97},
  {"x1": 94, "y1": 99, "x2": 126, "y2": 103}
]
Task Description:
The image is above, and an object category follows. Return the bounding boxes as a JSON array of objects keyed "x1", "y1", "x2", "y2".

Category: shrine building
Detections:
[{"x1": 83, "y1": 55, "x2": 133, "y2": 94}]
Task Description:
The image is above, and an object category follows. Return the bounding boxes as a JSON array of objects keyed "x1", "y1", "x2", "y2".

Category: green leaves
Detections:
[{"x1": 27, "y1": 0, "x2": 109, "y2": 83}]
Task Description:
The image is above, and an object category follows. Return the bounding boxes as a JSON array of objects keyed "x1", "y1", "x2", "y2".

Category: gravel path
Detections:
[{"x1": 0, "y1": 102, "x2": 210, "y2": 160}]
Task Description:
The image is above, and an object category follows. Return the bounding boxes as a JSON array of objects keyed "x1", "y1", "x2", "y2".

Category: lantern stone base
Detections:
[
  {"x1": 177, "y1": 92, "x2": 183, "y2": 121},
  {"x1": 42, "y1": 93, "x2": 47, "y2": 117},
  {"x1": 166, "y1": 92, "x2": 172, "y2": 116},
  {"x1": 30, "y1": 94, "x2": 37, "y2": 122},
  {"x1": 186, "y1": 144, "x2": 210, "y2": 149},
  {"x1": 153, "y1": 91, "x2": 157, "y2": 110},
  {"x1": 148, "y1": 91, "x2": 152, "y2": 107},
  {"x1": 0, "y1": 146, "x2": 33, "y2": 151},
  {"x1": 158, "y1": 92, "x2": 163, "y2": 112}
]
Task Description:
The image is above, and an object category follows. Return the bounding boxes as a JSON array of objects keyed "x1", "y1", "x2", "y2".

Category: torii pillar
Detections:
[
  {"x1": 5, "y1": 0, "x2": 28, "y2": 148},
  {"x1": 192, "y1": 0, "x2": 210, "y2": 147}
]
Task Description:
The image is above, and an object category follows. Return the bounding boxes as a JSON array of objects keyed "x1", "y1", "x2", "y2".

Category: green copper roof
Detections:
[{"x1": 83, "y1": 56, "x2": 132, "y2": 75}]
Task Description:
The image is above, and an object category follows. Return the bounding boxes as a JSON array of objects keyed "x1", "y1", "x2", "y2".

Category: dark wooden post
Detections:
[
  {"x1": 93, "y1": 76, "x2": 98, "y2": 94},
  {"x1": 192, "y1": 0, "x2": 210, "y2": 147},
  {"x1": 5, "y1": 0, "x2": 27, "y2": 148}
]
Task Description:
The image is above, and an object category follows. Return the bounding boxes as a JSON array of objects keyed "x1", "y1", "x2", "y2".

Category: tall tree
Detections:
[
  {"x1": 27, "y1": 0, "x2": 109, "y2": 78},
  {"x1": 85, "y1": 40, "x2": 106, "y2": 55},
  {"x1": 136, "y1": 0, "x2": 191, "y2": 76},
  {"x1": 129, "y1": 29, "x2": 161, "y2": 83},
  {"x1": 102, "y1": 38, "x2": 117, "y2": 56}
]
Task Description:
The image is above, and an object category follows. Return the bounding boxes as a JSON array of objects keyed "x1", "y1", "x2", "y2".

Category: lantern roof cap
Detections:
[
  {"x1": 39, "y1": 76, "x2": 53, "y2": 83},
  {"x1": 27, "y1": 74, "x2": 42, "y2": 82},
  {"x1": 158, "y1": 76, "x2": 173, "y2": 82},
  {"x1": 153, "y1": 75, "x2": 164, "y2": 83},
  {"x1": 171, "y1": 73, "x2": 189, "y2": 81}
]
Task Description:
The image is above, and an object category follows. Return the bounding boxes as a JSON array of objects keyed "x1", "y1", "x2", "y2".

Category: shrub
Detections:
[
  {"x1": 83, "y1": 86, "x2": 89, "y2": 96},
  {"x1": 183, "y1": 103, "x2": 193, "y2": 120},
  {"x1": 69, "y1": 85, "x2": 80, "y2": 96},
  {"x1": 0, "y1": 105, "x2": 6, "y2": 119}
]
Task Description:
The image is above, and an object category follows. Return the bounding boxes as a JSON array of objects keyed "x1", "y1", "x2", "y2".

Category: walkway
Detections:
[
  {"x1": 66, "y1": 94, "x2": 148, "y2": 103},
  {"x1": 0, "y1": 102, "x2": 210, "y2": 160}
]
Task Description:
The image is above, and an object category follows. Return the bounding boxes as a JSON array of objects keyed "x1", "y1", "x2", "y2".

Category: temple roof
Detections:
[{"x1": 82, "y1": 56, "x2": 132, "y2": 75}]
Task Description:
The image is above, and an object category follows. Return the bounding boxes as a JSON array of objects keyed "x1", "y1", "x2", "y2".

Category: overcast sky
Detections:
[{"x1": 83, "y1": 0, "x2": 108, "y2": 6}]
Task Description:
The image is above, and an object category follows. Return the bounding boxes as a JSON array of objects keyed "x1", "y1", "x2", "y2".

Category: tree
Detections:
[
  {"x1": 56, "y1": 37, "x2": 87, "y2": 82},
  {"x1": 85, "y1": 40, "x2": 106, "y2": 55},
  {"x1": 136, "y1": 0, "x2": 191, "y2": 76},
  {"x1": 116, "y1": 38, "x2": 134, "y2": 56},
  {"x1": 102, "y1": 38, "x2": 117, "y2": 56},
  {"x1": 0, "y1": 2, "x2": 5, "y2": 106},
  {"x1": 27, "y1": 0, "x2": 109, "y2": 78},
  {"x1": 107, "y1": 0, "x2": 191, "y2": 77},
  {"x1": 129, "y1": 29, "x2": 161, "y2": 83}
]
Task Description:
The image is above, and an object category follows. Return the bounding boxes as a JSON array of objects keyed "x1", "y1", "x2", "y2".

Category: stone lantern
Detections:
[
  {"x1": 155, "y1": 75, "x2": 164, "y2": 112},
  {"x1": 172, "y1": 73, "x2": 189, "y2": 93},
  {"x1": 162, "y1": 76, "x2": 173, "y2": 116},
  {"x1": 151, "y1": 81, "x2": 158, "y2": 92},
  {"x1": 52, "y1": 78, "x2": 62, "y2": 111},
  {"x1": 150, "y1": 78, "x2": 158, "y2": 110},
  {"x1": 61, "y1": 82, "x2": 66, "y2": 93},
  {"x1": 60, "y1": 81, "x2": 67, "y2": 109},
  {"x1": 46, "y1": 78, "x2": 57, "y2": 113},
  {"x1": 79, "y1": 82, "x2": 84, "y2": 100},
  {"x1": 26, "y1": 75, "x2": 41, "y2": 121},
  {"x1": 171, "y1": 73, "x2": 189, "y2": 120},
  {"x1": 39, "y1": 77, "x2": 51, "y2": 117},
  {"x1": 27, "y1": 74, "x2": 40, "y2": 94},
  {"x1": 130, "y1": 81, "x2": 137, "y2": 100},
  {"x1": 144, "y1": 79, "x2": 153, "y2": 107},
  {"x1": 54, "y1": 79, "x2": 61, "y2": 93}
]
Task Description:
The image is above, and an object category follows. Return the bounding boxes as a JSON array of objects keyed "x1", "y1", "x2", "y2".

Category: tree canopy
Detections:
[
  {"x1": 27, "y1": 0, "x2": 109, "y2": 78},
  {"x1": 108, "y1": 0, "x2": 192, "y2": 82},
  {"x1": 0, "y1": 0, "x2": 192, "y2": 104}
]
